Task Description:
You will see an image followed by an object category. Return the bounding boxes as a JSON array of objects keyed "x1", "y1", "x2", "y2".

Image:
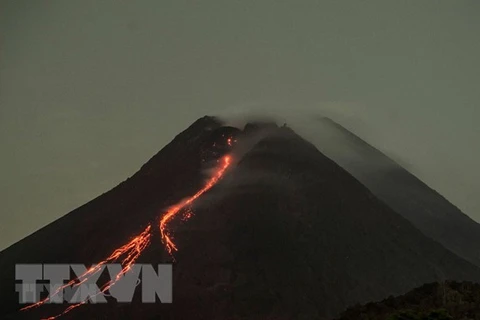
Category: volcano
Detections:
[
  {"x1": 0, "y1": 116, "x2": 479, "y2": 320},
  {"x1": 313, "y1": 117, "x2": 480, "y2": 268}
]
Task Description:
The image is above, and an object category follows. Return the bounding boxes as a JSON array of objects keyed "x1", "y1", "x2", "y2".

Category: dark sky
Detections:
[{"x1": 1, "y1": 1, "x2": 479, "y2": 250}]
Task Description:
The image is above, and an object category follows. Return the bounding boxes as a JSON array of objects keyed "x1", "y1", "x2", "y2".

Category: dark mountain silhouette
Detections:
[
  {"x1": 0, "y1": 116, "x2": 479, "y2": 320},
  {"x1": 336, "y1": 281, "x2": 480, "y2": 320},
  {"x1": 313, "y1": 117, "x2": 480, "y2": 268}
]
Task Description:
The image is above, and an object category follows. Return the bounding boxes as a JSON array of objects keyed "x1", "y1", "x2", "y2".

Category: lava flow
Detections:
[
  {"x1": 21, "y1": 224, "x2": 152, "y2": 319},
  {"x1": 159, "y1": 155, "x2": 232, "y2": 256},
  {"x1": 21, "y1": 151, "x2": 232, "y2": 319}
]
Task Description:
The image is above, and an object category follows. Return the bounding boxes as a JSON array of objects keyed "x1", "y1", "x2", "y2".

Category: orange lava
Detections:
[
  {"x1": 159, "y1": 155, "x2": 232, "y2": 256},
  {"x1": 21, "y1": 150, "x2": 233, "y2": 319},
  {"x1": 22, "y1": 225, "x2": 152, "y2": 319}
]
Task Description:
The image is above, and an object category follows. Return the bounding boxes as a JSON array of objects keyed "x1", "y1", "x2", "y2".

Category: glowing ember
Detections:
[
  {"x1": 181, "y1": 207, "x2": 193, "y2": 221},
  {"x1": 159, "y1": 155, "x2": 231, "y2": 256}
]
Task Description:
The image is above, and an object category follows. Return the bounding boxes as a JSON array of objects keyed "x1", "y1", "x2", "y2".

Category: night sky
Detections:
[{"x1": 1, "y1": 1, "x2": 479, "y2": 250}]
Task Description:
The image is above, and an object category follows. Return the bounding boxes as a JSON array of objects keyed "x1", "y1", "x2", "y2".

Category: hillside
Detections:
[
  {"x1": 336, "y1": 281, "x2": 480, "y2": 320},
  {"x1": 313, "y1": 117, "x2": 480, "y2": 267},
  {"x1": 1, "y1": 117, "x2": 479, "y2": 319}
]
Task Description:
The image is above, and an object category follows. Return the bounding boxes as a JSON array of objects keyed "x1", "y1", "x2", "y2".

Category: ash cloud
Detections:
[{"x1": 215, "y1": 104, "x2": 407, "y2": 173}]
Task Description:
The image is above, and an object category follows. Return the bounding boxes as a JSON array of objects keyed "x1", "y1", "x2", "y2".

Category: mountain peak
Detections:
[{"x1": 1, "y1": 117, "x2": 479, "y2": 319}]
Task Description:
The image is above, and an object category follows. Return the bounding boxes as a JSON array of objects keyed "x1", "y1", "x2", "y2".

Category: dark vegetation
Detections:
[{"x1": 337, "y1": 281, "x2": 480, "y2": 320}]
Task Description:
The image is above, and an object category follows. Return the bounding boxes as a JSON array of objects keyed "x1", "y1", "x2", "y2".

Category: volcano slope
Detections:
[
  {"x1": 311, "y1": 117, "x2": 480, "y2": 268},
  {"x1": 0, "y1": 117, "x2": 479, "y2": 320}
]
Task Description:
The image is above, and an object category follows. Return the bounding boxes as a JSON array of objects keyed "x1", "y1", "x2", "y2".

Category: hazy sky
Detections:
[{"x1": 1, "y1": 1, "x2": 479, "y2": 250}]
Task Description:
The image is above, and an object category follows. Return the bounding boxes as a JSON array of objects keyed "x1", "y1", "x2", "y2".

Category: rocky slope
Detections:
[{"x1": 1, "y1": 117, "x2": 479, "y2": 319}]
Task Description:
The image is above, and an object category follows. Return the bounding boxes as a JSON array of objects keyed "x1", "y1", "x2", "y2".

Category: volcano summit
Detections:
[{"x1": 1, "y1": 116, "x2": 479, "y2": 320}]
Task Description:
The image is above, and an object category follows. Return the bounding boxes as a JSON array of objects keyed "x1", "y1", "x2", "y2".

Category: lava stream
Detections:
[
  {"x1": 21, "y1": 153, "x2": 232, "y2": 320},
  {"x1": 22, "y1": 224, "x2": 152, "y2": 319},
  {"x1": 160, "y1": 155, "x2": 232, "y2": 256}
]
